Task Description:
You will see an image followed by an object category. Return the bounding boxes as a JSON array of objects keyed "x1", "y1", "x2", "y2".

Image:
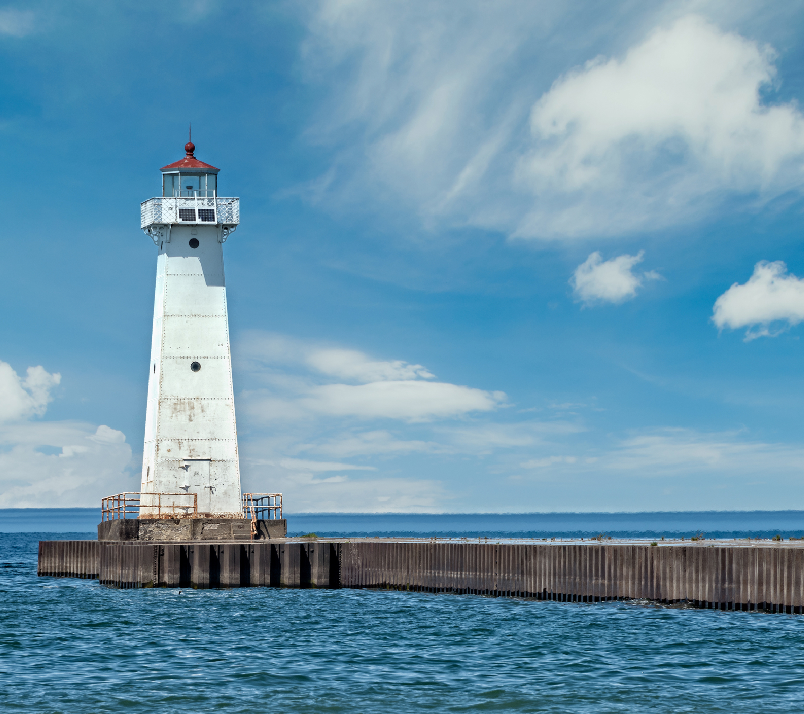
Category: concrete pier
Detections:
[
  {"x1": 37, "y1": 539, "x2": 804, "y2": 613},
  {"x1": 97, "y1": 517, "x2": 287, "y2": 542}
]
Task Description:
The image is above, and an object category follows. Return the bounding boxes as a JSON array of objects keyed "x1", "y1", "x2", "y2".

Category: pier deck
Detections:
[{"x1": 37, "y1": 538, "x2": 804, "y2": 613}]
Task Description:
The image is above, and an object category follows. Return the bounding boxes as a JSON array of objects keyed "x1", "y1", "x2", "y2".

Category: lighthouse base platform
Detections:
[{"x1": 97, "y1": 518, "x2": 287, "y2": 542}]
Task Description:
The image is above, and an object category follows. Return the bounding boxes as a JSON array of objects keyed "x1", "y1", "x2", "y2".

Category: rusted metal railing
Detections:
[
  {"x1": 242, "y1": 493, "x2": 283, "y2": 539},
  {"x1": 101, "y1": 492, "x2": 199, "y2": 521}
]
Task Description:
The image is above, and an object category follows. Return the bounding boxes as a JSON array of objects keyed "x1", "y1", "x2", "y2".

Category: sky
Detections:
[{"x1": 3, "y1": 0, "x2": 804, "y2": 513}]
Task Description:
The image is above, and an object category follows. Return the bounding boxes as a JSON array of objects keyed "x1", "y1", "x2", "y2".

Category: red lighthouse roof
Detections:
[{"x1": 161, "y1": 141, "x2": 220, "y2": 172}]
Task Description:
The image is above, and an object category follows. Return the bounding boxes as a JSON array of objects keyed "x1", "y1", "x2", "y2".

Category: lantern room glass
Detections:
[{"x1": 162, "y1": 173, "x2": 217, "y2": 198}]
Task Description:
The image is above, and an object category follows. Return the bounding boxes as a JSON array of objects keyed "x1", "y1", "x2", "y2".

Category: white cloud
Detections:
[
  {"x1": 0, "y1": 422, "x2": 133, "y2": 507},
  {"x1": 0, "y1": 360, "x2": 133, "y2": 507},
  {"x1": 0, "y1": 8, "x2": 35, "y2": 37},
  {"x1": 306, "y1": 348, "x2": 434, "y2": 382},
  {"x1": 242, "y1": 454, "x2": 445, "y2": 512},
  {"x1": 520, "y1": 455, "x2": 577, "y2": 468},
  {"x1": 284, "y1": 473, "x2": 446, "y2": 513},
  {"x1": 300, "y1": 430, "x2": 441, "y2": 458},
  {"x1": 435, "y1": 421, "x2": 583, "y2": 456},
  {"x1": 303, "y1": 381, "x2": 504, "y2": 421},
  {"x1": 233, "y1": 331, "x2": 539, "y2": 509},
  {"x1": 90, "y1": 424, "x2": 127, "y2": 444},
  {"x1": 300, "y1": 8, "x2": 804, "y2": 239},
  {"x1": 500, "y1": 427, "x2": 804, "y2": 511},
  {"x1": 299, "y1": 0, "x2": 577, "y2": 230},
  {"x1": 240, "y1": 332, "x2": 506, "y2": 422},
  {"x1": 570, "y1": 251, "x2": 658, "y2": 304},
  {"x1": 290, "y1": 421, "x2": 581, "y2": 461},
  {"x1": 712, "y1": 261, "x2": 804, "y2": 339},
  {"x1": 515, "y1": 15, "x2": 804, "y2": 237},
  {"x1": 511, "y1": 428, "x2": 804, "y2": 482},
  {"x1": 234, "y1": 325, "x2": 804, "y2": 510},
  {"x1": 276, "y1": 457, "x2": 375, "y2": 472},
  {"x1": 0, "y1": 362, "x2": 60, "y2": 422},
  {"x1": 604, "y1": 428, "x2": 804, "y2": 477}
]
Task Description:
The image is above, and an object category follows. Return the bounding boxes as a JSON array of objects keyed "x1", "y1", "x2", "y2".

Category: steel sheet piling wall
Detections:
[
  {"x1": 36, "y1": 540, "x2": 804, "y2": 612},
  {"x1": 333, "y1": 541, "x2": 804, "y2": 613},
  {"x1": 36, "y1": 541, "x2": 99, "y2": 579}
]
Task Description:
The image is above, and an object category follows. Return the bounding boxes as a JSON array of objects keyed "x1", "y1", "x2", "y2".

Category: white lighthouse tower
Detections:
[{"x1": 139, "y1": 139, "x2": 242, "y2": 518}]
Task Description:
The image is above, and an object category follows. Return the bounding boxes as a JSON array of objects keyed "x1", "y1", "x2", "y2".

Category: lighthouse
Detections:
[{"x1": 139, "y1": 140, "x2": 242, "y2": 518}]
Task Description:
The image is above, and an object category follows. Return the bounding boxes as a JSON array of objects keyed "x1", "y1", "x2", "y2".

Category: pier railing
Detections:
[
  {"x1": 242, "y1": 493, "x2": 283, "y2": 521},
  {"x1": 242, "y1": 493, "x2": 283, "y2": 540},
  {"x1": 101, "y1": 492, "x2": 199, "y2": 521}
]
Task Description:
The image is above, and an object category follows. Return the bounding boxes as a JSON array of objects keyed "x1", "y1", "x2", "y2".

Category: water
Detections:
[
  {"x1": 4, "y1": 517, "x2": 804, "y2": 712},
  {"x1": 4, "y1": 509, "x2": 804, "y2": 539},
  {"x1": 284, "y1": 511, "x2": 804, "y2": 540}
]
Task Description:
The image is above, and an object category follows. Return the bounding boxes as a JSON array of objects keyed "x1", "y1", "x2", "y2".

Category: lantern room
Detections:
[
  {"x1": 141, "y1": 140, "x2": 239, "y2": 239},
  {"x1": 160, "y1": 141, "x2": 219, "y2": 197}
]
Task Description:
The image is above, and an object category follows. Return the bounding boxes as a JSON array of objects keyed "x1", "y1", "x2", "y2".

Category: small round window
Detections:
[
  {"x1": 189, "y1": 238, "x2": 200, "y2": 249},
  {"x1": 190, "y1": 361, "x2": 201, "y2": 372}
]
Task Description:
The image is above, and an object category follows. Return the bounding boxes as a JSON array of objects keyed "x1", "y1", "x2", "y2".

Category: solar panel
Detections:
[
  {"x1": 179, "y1": 208, "x2": 196, "y2": 222},
  {"x1": 198, "y1": 209, "x2": 215, "y2": 222}
]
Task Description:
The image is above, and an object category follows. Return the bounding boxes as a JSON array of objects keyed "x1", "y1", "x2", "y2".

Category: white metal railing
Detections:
[{"x1": 140, "y1": 196, "x2": 239, "y2": 228}]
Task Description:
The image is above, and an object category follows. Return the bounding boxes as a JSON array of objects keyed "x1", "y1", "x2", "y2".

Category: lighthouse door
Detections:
[{"x1": 184, "y1": 459, "x2": 212, "y2": 514}]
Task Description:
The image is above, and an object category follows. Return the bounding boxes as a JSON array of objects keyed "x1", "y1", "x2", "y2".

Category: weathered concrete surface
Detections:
[
  {"x1": 39, "y1": 538, "x2": 804, "y2": 613},
  {"x1": 254, "y1": 519, "x2": 287, "y2": 540},
  {"x1": 97, "y1": 519, "x2": 140, "y2": 542},
  {"x1": 97, "y1": 518, "x2": 287, "y2": 542}
]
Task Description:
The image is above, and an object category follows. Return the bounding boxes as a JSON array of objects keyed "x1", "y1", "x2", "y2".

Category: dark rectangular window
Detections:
[
  {"x1": 198, "y1": 209, "x2": 215, "y2": 222},
  {"x1": 179, "y1": 208, "x2": 196, "y2": 222}
]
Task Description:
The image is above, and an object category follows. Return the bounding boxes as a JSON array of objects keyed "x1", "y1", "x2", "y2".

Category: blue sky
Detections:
[{"x1": 3, "y1": 0, "x2": 804, "y2": 512}]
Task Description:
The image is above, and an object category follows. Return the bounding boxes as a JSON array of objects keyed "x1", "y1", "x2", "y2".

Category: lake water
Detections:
[
  {"x1": 3, "y1": 513, "x2": 804, "y2": 712},
  {"x1": 3, "y1": 508, "x2": 804, "y2": 539}
]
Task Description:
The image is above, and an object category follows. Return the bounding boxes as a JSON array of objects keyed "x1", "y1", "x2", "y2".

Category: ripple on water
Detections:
[{"x1": 2, "y1": 533, "x2": 804, "y2": 712}]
